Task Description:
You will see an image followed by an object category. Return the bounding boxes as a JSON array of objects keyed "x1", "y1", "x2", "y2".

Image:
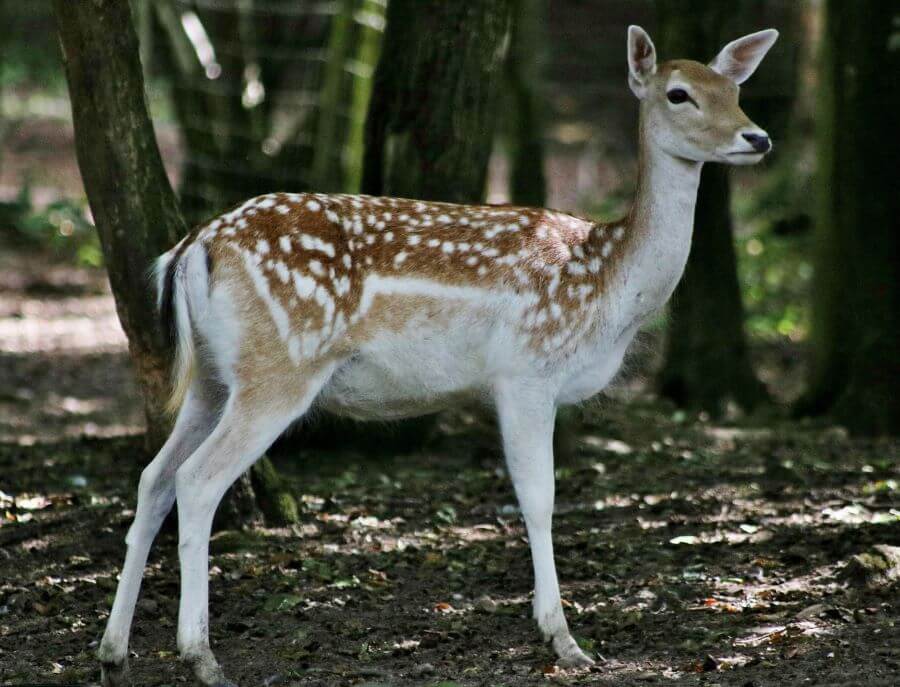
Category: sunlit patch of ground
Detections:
[
  {"x1": 0, "y1": 249, "x2": 144, "y2": 444},
  {"x1": 1, "y1": 246, "x2": 898, "y2": 686}
]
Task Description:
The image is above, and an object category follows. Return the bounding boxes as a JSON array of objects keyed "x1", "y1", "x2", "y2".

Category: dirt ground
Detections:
[{"x1": 1, "y1": 248, "x2": 899, "y2": 687}]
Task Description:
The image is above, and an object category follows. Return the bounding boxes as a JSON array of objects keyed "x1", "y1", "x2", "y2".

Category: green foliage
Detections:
[
  {"x1": 0, "y1": 184, "x2": 101, "y2": 266},
  {"x1": 0, "y1": 4, "x2": 66, "y2": 92},
  {"x1": 736, "y1": 230, "x2": 812, "y2": 343},
  {"x1": 733, "y1": 163, "x2": 815, "y2": 345}
]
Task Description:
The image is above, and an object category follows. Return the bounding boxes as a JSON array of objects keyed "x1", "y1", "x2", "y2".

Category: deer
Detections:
[{"x1": 97, "y1": 25, "x2": 778, "y2": 686}]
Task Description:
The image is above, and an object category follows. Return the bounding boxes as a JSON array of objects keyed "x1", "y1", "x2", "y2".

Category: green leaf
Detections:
[{"x1": 263, "y1": 594, "x2": 303, "y2": 612}]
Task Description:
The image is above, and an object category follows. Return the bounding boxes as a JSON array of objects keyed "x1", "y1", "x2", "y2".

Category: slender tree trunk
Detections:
[
  {"x1": 363, "y1": 0, "x2": 513, "y2": 201},
  {"x1": 654, "y1": 0, "x2": 768, "y2": 414},
  {"x1": 345, "y1": 0, "x2": 385, "y2": 192},
  {"x1": 800, "y1": 0, "x2": 899, "y2": 435},
  {"x1": 54, "y1": 0, "x2": 185, "y2": 450},
  {"x1": 311, "y1": 0, "x2": 356, "y2": 191}
]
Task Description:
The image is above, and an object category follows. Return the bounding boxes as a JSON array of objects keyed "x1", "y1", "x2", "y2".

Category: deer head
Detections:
[{"x1": 627, "y1": 25, "x2": 779, "y2": 165}]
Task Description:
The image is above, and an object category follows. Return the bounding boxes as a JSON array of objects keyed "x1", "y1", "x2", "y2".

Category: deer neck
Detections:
[{"x1": 598, "y1": 116, "x2": 703, "y2": 313}]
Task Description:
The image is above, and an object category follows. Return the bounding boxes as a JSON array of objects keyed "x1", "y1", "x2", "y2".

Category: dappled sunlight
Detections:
[{"x1": 2, "y1": 415, "x2": 898, "y2": 684}]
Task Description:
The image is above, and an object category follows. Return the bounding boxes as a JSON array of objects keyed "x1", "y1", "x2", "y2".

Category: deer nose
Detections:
[{"x1": 742, "y1": 132, "x2": 771, "y2": 153}]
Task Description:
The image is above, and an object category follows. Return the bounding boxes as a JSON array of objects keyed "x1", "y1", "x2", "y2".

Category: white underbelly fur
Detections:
[{"x1": 318, "y1": 314, "x2": 494, "y2": 420}]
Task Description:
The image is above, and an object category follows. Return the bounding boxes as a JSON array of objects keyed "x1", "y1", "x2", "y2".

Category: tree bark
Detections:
[
  {"x1": 345, "y1": 0, "x2": 385, "y2": 192},
  {"x1": 654, "y1": 0, "x2": 768, "y2": 414},
  {"x1": 800, "y1": 0, "x2": 899, "y2": 435},
  {"x1": 54, "y1": 0, "x2": 186, "y2": 450},
  {"x1": 55, "y1": 0, "x2": 299, "y2": 523},
  {"x1": 363, "y1": 0, "x2": 513, "y2": 201},
  {"x1": 504, "y1": 0, "x2": 547, "y2": 208}
]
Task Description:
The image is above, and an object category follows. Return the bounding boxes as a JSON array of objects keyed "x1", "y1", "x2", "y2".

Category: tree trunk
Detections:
[
  {"x1": 363, "y1": 0, "x2": 513, "y2": 202},
  {"x1": 55, "y1": 0, "x2": 298, "y2": 523},
  {"x1": 800, "y1": 0, "x2": 899, "y2": 435},
  {"x1": 311, "y1": 0, "x2": 356, "y2": 192},
  {"x1": 504, "y1": 0, "x2": 547, "y2": 208},
  {"x1": 345, "y1": 0, "x2": 386, "y2": 192},
  {"x1": 654, "y1": 0, "x2": 768, "y2": 414},
  {"x1": 54, "y1": 0, "x2": 186, "y2": 450}
]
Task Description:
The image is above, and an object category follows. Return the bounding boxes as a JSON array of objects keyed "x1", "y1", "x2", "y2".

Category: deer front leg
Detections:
[{"x1": 494, "y1": 380, "x2": 593, "y2": 668}]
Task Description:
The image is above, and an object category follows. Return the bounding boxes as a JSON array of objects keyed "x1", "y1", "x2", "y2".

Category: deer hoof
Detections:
[
  {"x1": 553, "y1": 634, "x2": 594, "y2": 668},
  {"x1": 100, "y1": 658, "x2": 130, "y2": 687},
  {"x1": 557, "y1": 649, "x2": 595, "y2": 669}
]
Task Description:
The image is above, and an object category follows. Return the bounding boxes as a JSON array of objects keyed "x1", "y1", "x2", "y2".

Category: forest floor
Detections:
[{"x1": 1, "y1": 249, "x2": 899, "y2": 687}]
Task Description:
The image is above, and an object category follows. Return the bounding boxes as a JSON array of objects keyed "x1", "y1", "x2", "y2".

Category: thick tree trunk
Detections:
[
  {"x1": 654, "y1": 0, "x2": 768, "y2": 414},
  {"x1": 800, "y1": 0, "x2": 899, "y2": 435},
  {"x1": 363, "y1": 0, "x2": 513, "y2": 201},
  {"x1": 54, "y1": 0, "x2": 186, "y2": 450},
  {"x1": 505, "y1": 0, "x2": 547, "y2": 208},
  {"x1": 55, "y1": 0, "x2": 298, "y2": 524}
]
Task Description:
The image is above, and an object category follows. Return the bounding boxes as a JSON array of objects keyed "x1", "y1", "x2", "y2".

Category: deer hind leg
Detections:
[
  {"x1": 174, "y1": 363, "x2": 335, "y2": 687},
  {"x1": 494, "y1": 379, "x2": 594, "y2": 668},
  {"x1": 99, "y1": 378, "x2": 224, "y2": 687}
]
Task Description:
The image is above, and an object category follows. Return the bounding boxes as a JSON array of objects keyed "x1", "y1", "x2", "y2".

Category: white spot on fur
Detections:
[
  {"x1": 292, "y1": 270, "x2": 316, "y2": 298},
  {"x1": 299, "y1": 234, "x2": 336, "y2": 257},
  {"x1": 274, "y1": 261, "x2": 290, "y2": 284}
]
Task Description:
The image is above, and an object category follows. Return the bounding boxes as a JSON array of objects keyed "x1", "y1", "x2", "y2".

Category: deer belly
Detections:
[{"x1": 317, "y1": 342, "x2": 485, "y2": 421}]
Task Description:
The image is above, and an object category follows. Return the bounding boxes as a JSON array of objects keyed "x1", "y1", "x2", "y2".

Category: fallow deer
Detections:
[{"x1": 98, "y1": 25, "x2": 778, "y2": 686}]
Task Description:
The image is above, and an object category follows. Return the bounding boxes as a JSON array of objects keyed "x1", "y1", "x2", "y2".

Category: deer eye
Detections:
[{"x1": 667, "y1": 88, "x2": 690, "y2": 104}]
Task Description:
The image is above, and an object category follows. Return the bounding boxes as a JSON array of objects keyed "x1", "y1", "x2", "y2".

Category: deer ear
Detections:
[
  {"x1": 709, "y1": 29, "x2": 779, "y2": 85},
  {"x1": 628, "y1": 25, "x2": 657, "y2": 98}
]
